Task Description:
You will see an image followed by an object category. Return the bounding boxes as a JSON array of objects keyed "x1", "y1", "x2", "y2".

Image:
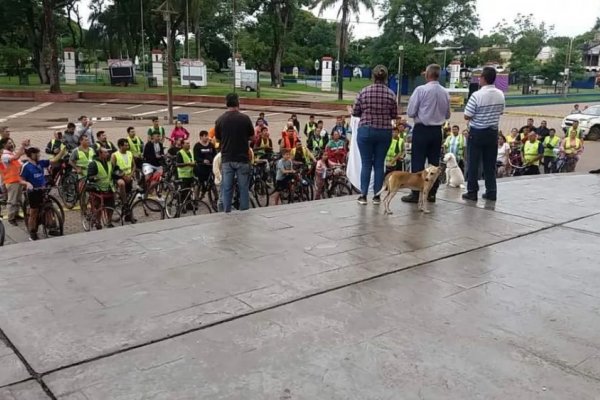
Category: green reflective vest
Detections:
[
  {"x1": 94, "y1": 160, "x2": 114, "y2": 192},
  {"x1": 386, "y1": 137, "x2": 404, "y2": 165},
  {"x1": 564, "y1": 137, "x2": 582, "y2": 155},
  {"x1": 444, "y1": 134, "x2": 465, "y2": 159},
  {"x1": 524, "y1": 141, "x2": 540, "y2": 166},
  {"x1": 177, "y1": 149, "x2": 195, "y2": 178},
  {"x1": 76, "y1": 148, "x2": 95, "y2": 176},
  {"x1": 114, "y1": 151, "x2": 133, "y2": 176},
  {"x1": 542, "y1": 136, "x2": 560, "y2": 158},
  {"x1": 127, "y1": 136, "x2": 143, "y2": 157}
]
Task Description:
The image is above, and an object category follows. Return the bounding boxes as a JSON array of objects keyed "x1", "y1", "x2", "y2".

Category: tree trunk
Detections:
[
  {"x1": 195, "y1": 27, "x2": 201, "y2": 59},
  {"x1": 338, "y1": 7, "x2": 348, "y2": 101},
  {"x1": 43, "y1": 0, "x2": 61, "y2": 93}
]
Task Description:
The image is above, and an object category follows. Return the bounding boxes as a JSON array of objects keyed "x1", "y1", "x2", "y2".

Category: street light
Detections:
[
  {"x1": 154, "y1": 0, "x2": 177, "y2": 124},
  {"x1": 314, "y1": 59, "x2": 320, "y2": 88},
  {"x1": 397, "y1": 45, "x2": 404, "y2": 111}
]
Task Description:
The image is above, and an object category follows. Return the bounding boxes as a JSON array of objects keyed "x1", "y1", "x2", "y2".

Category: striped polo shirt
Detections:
[{"x1": 464, "y1": 85, "x2": 505, "y2": 129}]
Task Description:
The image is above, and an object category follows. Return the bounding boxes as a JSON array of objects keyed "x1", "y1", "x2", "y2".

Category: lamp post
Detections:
[
  {"x1": 154, "y1": 0, "x2": 177, "y2": 124},
  {"x1": 140, "y1": 0, "x2": 146, "y2": 90},
  {"x1": 335, "y1": 59, "x2": 340, "y2": 87},
  {"x1": 314, "y1": 59, "x2": 320, "y2": 88},
  {"x1": 563, "y1": 37, "x2": 574, "y2": 99},
  {"x1": 397, "y1": 45, "x2": 404, "y2": 111}
]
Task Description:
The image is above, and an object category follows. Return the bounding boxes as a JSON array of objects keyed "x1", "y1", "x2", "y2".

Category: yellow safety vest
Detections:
[
  {"x1": 94, "y1": 160, "x2": 114, "y2": 192},
  {"x1": 524, "y1": 141, "x2": 540, "y2": 165},
  {"x1": 114, "y1": 151, "x2": 133, "y2": 176},
  {"x1": 542, "y1": 136, "x2": 560, "y2": 158},
  {"x1": 76, "y1": 148, "x2": 95, "y2": 176},
  {"x1": 444, "y1": 134, "x2": 465, "y2": 158},
  {"x1": 127, "y1": 136, "x2": 143, "y2": 157},
  {"x1": 291, "y1": 147, "x2": 312, "y2": 165},
  {"x1": 386, "y1": 138, "x2": 404, "y2": 165},
  {"x1": 563, "y1": 138, "x2": 582, "y2": 155},
  {"x1": 177, "y1": 149, "x2": 195, "y2": 178},
  {"x1": 50, "y1": 139, "x2": 66, "y2": 152},
  {"x1": 568, "y1": 127, "x2": 583, "y2": 139}
]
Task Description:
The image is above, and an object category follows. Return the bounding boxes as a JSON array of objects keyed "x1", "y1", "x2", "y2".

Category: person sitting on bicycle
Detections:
[
  {"x1": 253, "y1": 127, "x2": 273, "y2": 160},
  {"x1": 272, "y1": 149, "x2": 294, "y2": 206},
  {"x1": 142, "y1": 131, "x2": 165, "y2": 196},
  {"x1": 522, "y1": 131, "x2": 544, "y2": 175},
  {"x1": 307, "y1": 120, "x2": 329, "y2": 154},
  {"x1": 126, "y1": 127, "x2": 144, "y2": 171},
  {"x1": 560, "y1": 127, "x2": 584, "y2": 172},
  {"x1": 325, "y1": 130, "x2": 347, "y2": 165},
  {"x1": 291, "y1": 141, "x2": 316, "y2": 168},
  {"x1": 95, "y1": 131, "x2": 117, "y2": 155},
  {"x1": 112, "y1": 138, "x2": 136, "y2": 207},
  {"x1": 542, "y1": 128, "x2": 560, "y2": 174},
  {"x1": 176, "y1": 140, "x2": 195, "y2": 189},
  {"x1": 21, "y1": 147, "x2": 65, "y2": 240},
  {"x1": 315, "y1": 152, "x2": 334, "y2": 200},
  {"x1": 69, "y1": 134, "x2": 95, "y2": 178},
  {"x1": 87, "y1": 147, "x2": 116, "y2": 229},
  {"x1": 45, "y1": 130, "x2": 68, "y2": 184},
  {"x1": 193, "y1": 130, "x2": 216, "y2": 187},
  {"x1": 280, "y1": 125, "x2": 300, "y2": 150}
]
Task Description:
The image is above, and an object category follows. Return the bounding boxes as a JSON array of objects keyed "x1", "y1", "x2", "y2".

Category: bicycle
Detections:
[
  {"x1": 81, "y1": 186, "x2": 120, "y2": 231},
  {"x1": 278, "y1": 163, "x2": 312, "y2": 204},
  {"x1": 163, "y1": 178, "x2": 212, "y2": 218},
  {"x1": 22, "y1": 186, "x2": 65, "y2": 225},
  {"x1": 50, "y1": 159, "x2": 80, "y2": 209},
  {"x1": 22, "y1": 188, "x2": 64, "y2": 238},
  {"x1": 316, "y1": 166, "x2": 353, "y2": 199},
  {"x1": 250, "y1": 161, "x2": 271, "y2": 207},
  {"x1": 110, "y1": 175, "x2": 165, "y2": 224}
]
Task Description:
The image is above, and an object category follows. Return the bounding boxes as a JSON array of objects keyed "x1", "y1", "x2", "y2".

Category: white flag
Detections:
[{"x1": 346, "y1": 116, "x2": 377, "y2": 194}]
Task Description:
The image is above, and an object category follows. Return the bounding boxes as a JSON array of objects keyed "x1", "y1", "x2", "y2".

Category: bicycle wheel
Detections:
[
  {"x1": 206, "y1": 183, "x2": 219, "y2": 212},
  {"x1": 163, "y1": 189, "x2": 181, "y2": 219},
  {"x1": 40, "y1": 205, "x2": 64, "y2": 238},
  {"x1": 59, "y1": 173, "x2": 79, "y2": 209},
  {"x1": 48, "y1": 195, "x2": 65, "y2": 222},
  {"x1": 253, "y1": 179, "x2": 270, "y2": 207},
  {"x1": 329, "y1": 182, "x2": 352, "y2": 198},
  {"x1": 195, "y1": 200, "x2": 212, "y2": 215},
  {"x1": 0, "y1": 220, "x2": 5, "y2": 246},
  {"x1": 100, "y1": 207, "x2": 121, "y2": 228},
  {"x1": 130, "y1": 198, "x2": 165, "y2": 224}
]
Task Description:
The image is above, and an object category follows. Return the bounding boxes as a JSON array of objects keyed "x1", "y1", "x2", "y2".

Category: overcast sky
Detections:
[
  {"x1": 320, "y1": 0, "x2": 600, "y2": 39},
  {"x1": 77, "y1": 0, "x2": 600, "y2": 40}
]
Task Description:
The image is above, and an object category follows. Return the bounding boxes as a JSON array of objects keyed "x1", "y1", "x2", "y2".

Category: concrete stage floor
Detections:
[{"x1": 1, "y1": 175, "x2": 600, "y2": 399}]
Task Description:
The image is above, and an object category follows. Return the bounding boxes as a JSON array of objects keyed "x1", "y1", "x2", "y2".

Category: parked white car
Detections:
[{"x1": 562, "y1": 105, "x2": 600, "y2": 140}]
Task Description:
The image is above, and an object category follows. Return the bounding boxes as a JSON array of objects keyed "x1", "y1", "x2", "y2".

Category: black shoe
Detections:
[
  {"x1": 372, "y1": 196, "x2": 381, "y2": 205},
  {"x1": 462, "y1": 193, "x2": 477, "y2": 201},
  {"x1": 427, "y1": 195, "x2": 436, "y2": 203},
  {"x1": 357, "y1": 196, "x2": 367, "y2": 205},
  {"x1": 589, "y1": 169, "x2": 600, "y2": 174},
  {"x1": 401, "y1": 194, "x2": 419, "y2": 203},
  {"x1": 482, "y1": 192, "x2": 497, "y2": 201}
]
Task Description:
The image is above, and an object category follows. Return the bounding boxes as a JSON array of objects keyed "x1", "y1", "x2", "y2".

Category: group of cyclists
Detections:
[{"x1": 0, "y1": 110, "x2": 586, "y2": 243}]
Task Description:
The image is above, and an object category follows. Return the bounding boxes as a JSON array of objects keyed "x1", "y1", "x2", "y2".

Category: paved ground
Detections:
[{"x1": 1, "y1": 174, "x2": 600, "y2": 399}]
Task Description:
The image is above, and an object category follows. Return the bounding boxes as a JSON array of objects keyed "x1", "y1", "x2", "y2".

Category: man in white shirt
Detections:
[{"x1": 462, "y1": 67, "x2": 505, "y2": 202}]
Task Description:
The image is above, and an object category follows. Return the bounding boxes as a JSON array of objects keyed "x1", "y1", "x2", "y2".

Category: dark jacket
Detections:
[{"x1": 143, "y1": 141, "x2": 165, "y2": 167}]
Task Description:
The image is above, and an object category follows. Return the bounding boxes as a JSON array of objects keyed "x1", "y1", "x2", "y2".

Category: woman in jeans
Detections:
[{"x1": 352, "y1": 65, "x2": 398, "y2": 204}]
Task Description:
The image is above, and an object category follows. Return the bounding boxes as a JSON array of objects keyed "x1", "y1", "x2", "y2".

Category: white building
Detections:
[{"x1": 536, "y1": 46, "x2": 556, "y2": 63}]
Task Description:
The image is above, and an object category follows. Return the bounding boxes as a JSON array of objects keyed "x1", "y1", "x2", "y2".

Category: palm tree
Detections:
[{"x1": 313, "y1": 0, "x2": 374, "y2": 100}]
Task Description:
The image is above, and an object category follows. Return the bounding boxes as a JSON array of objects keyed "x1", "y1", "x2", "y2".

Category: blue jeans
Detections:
[
  {"x1": 357, "y1": 126, "x2": 392, "y2": 196},
  {"x1": 220, "y1": 162, "x2": 251, "y2": 213},
  {"x1": 466, "y1": 127, "x2": 498, "y2": 195}
]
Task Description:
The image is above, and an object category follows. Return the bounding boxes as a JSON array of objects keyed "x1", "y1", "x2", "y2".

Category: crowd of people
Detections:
[{"x1": 0, "y1": 70, "x2": 593, "y2": 242}]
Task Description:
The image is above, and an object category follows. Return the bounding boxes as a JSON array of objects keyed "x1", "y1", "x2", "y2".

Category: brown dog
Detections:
[{"x1": 377, "y1": 166, "x2": 441, "y2": 215}]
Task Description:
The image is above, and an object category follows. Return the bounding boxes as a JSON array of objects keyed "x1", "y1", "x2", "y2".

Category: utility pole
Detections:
[
  {"x1": 140, "y1": 0, "x2": 146, "y2": 91},
  {"x1": 232, "y1": 0, "x2": 236, "y2": 93},
  {"x1": 154, "y1": 0, "x2": 177, "y2": 124},
  {"x1": 397, "y1": 45, "x2": 404, "y2": 113},
  {"x1": 563, "y1": 37, "x2": 574, "y2": 99}
]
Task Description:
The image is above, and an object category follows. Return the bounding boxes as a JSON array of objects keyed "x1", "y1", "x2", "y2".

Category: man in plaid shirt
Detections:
[{"x1": 352, "y1": 65, "x2": 398, "y2": 205}]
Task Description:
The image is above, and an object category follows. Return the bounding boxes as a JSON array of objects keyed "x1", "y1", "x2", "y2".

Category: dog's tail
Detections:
[
  {"x1": 376, "y1": 174, "x2": 389, "y2": 196},
  {"x1": 459, "y1": 183, "x2": 465, "y2": 189}
]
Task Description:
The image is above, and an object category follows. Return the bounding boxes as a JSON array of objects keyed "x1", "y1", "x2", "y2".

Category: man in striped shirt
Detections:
[{"x1": 462, "y1": 66, "x2": 505, "y2": 202}]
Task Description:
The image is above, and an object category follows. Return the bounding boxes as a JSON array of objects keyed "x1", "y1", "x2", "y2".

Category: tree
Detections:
[
  {"x1": 313, "y1": 0, "x2": 375, "y2": 100},
  {"x1": 42, "y1": 0, "x2": 64, "y2": 93},
  {"x1": 380, "y1": 0, "x2": 478, "y2": 45}
]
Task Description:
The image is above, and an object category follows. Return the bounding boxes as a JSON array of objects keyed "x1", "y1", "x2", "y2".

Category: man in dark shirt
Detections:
[
  {"x1": 63, "y1": 122, "x2": 78, "y2": 151},
  {"x1": 536, "y1": 120, "x2": 550, "y2": 142},
  {"x1": 193, "y1": 130, "x2": 216, "y2": 184},
  {"x1": 519, "y1": 118, "x2": 538, "y2": 135},
  {"x1": 142, "y1": 132, "x2": 165, "y2": 195},
  {"x1": 215, "y1": 93, "x2": 254, "y2": 212}
]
